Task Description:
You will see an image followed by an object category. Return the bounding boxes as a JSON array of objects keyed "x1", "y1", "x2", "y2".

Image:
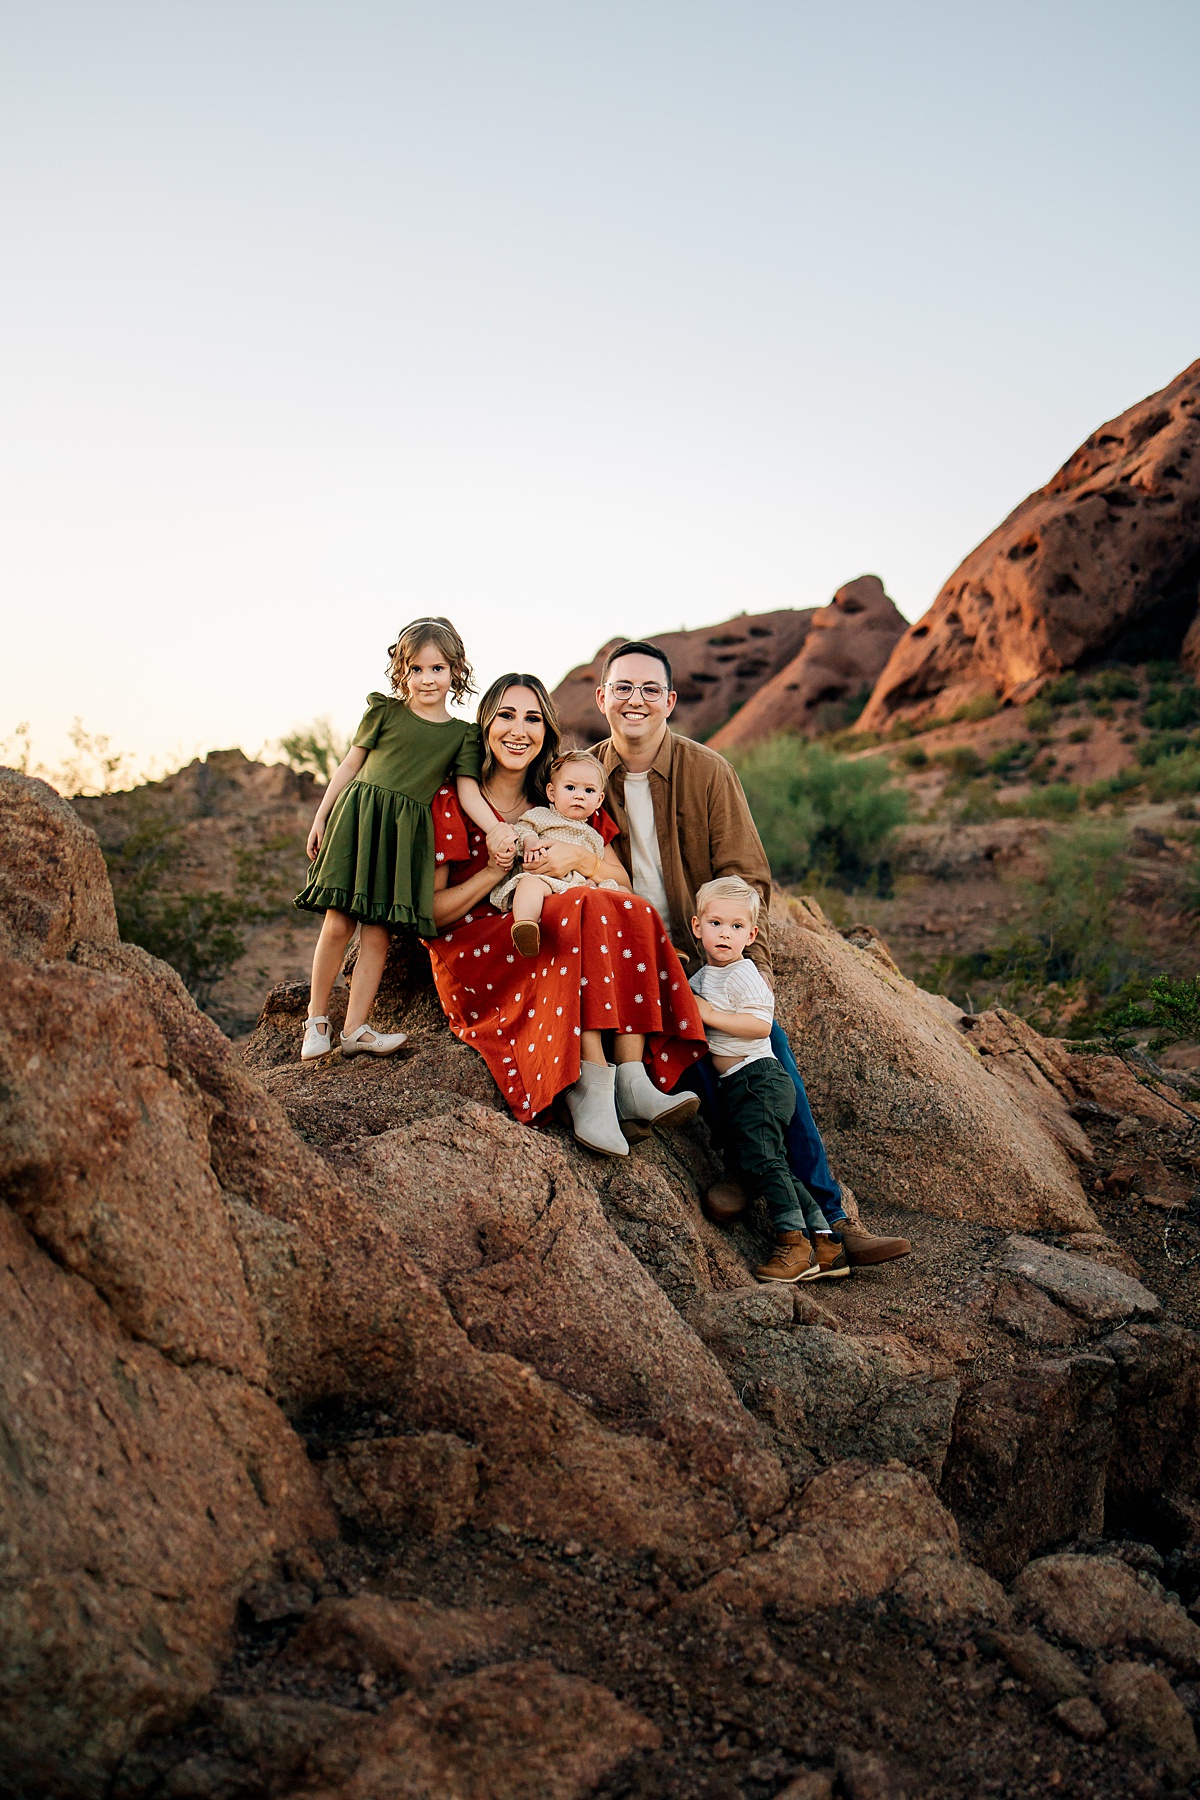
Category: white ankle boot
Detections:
[
  {"x1": 615, "y1": 1061, "x2": 700, "y2": 1129},
  {"x1": 340, "y1": 1024, "x2": 409, "y2": 1058},
  {"x1": 566, "y1": 1060, "x2": 629, "y2": 1156},
  {"x1": 302, "y1": 1015, "x2": 332, "y2": 1060}
]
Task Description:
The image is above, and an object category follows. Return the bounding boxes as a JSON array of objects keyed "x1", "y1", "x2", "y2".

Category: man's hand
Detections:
[{"x1": 536, "y1": 842, "x2": 590, "y2": 881}]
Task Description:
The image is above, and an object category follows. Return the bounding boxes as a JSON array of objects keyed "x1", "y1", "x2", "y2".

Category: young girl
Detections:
[
  {"x1": 295, "y1": 616, "x2": 512, "y2": 1059},
  {"x1": 489, "y1": 752, "x2": 621, "y2": 957}
]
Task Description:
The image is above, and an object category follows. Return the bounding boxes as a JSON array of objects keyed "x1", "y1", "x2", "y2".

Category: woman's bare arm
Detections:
[
  {"x1": 431, "y1": 853, "x2": 513, "y2": 929},
  {"x1": 306, "y1": 746, "x2": 367, "y2": 860}
]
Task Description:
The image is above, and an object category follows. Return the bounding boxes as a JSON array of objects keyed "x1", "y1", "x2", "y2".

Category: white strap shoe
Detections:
[
  {"x1": 340, "y1": 1024, "x2": 409, "y2": 1058},
  {"x1": 615, "y1": 1060, "x2": 700, "y2": 1129},
  {"x1": 301, "y1": 1015, "x2": 333, "y2": 1060},
  {"x1": 566, "y1": 1061, "x2": 629, "y2": 1156}
]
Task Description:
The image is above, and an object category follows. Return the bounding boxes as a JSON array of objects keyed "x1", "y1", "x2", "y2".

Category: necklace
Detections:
[{"x1": 481, "y1": 781, "x2": 525, "y2": 822}]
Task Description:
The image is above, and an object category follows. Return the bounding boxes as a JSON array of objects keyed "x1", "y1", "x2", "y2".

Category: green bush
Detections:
[
  {"x1": 950, "y1": 693, "x2": 1000, "y2": 723},
  {"x1": 1083, "y1": 767, "x2": 1145, "y2": 806},
  {"x1": 932, "y1": 745, "x2": 985, "y2": 781},
  {"x1": 1001, "y1": 783, "x2": 1081, "y2": 820},
  {"x1": 1108, "y1": 974, "x2": 1200, "y2": 1050},
  {"x1": 1146, "y1": 749, "x2": 1200, "y2": 800},
  {"x1": 730, "y1": 736, "x2": 909, "y2": 889},
  {"x1": 987, "y1": 741, "x2": 1035, "y2": 781},
  {"x1": 896, "y1": 744, "x2": 929, "y2": 769},
  {"x1": 1044, "y1": 672, "x2": 1079, "y2": 706},
  {"x1": 926, "y1": 821, "x2": 1141, "y2": 1031},
  {"x1": 278, "y1": 716, "x2": 349, "y2": 781},
  {"x1": 1023, "y1": 699, "x2": 1054, "y2": 733},
  {"x1": 1142, "y1": 681, "x2": 1200, "y2": 732},
  {"x1": 1085, "y1": 667, "x2": 1140, "y2": 703}
]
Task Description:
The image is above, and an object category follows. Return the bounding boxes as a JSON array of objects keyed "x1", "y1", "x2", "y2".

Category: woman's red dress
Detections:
[{"x1": 423, "y1": 786, "x2": 708, "y2": 1121}]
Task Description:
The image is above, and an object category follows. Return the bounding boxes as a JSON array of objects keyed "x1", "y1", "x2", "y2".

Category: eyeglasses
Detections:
[{"x1": 606, "y1": 680, "x2": 667, "y2": 702}]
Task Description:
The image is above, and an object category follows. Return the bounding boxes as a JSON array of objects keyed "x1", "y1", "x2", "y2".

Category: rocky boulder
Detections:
[
  {"x1": 549, "y1": 607, "x2": 815, "y2": 745},
  {"x1": 0, "y1": 765, "x2": 118, "y2": 963},
  {"x1": 774, "y1": 897, "x2": 1098, "y2": 1232},
  {"x1": 710, "y1": 577, "x2": 907, "y2": 749},
  {"x1": 860, "y1": 358, "x2": 1200, "y2": 729}
]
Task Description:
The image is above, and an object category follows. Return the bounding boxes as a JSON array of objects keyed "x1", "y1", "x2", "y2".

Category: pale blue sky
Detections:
[{"x1": 2, "y1": 1, "x2": 1198, "y2": 772}]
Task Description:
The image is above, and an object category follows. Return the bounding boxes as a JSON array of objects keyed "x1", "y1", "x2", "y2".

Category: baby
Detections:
[
  {"x1": 490, "y1": 751, "x2": 621, "y2": 957},
  {"x1": 687, "y1": 876, "x2": 848, "y2": 1284}
]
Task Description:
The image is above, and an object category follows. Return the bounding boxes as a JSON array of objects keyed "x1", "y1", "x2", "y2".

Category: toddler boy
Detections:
[{"x1": 688, "y1": 877, "x2": 848, "y2": 1283}]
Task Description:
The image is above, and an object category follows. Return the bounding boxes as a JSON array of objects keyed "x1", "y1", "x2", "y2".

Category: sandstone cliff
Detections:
[
  {"x1": 711, "y1": 577, "x2": 907, "y2": 750},
  {"x1": 4, "y1": 766, "x2": 1200, "y2": 1799},
  {"x1": 860, "y1": 359, "x2": 1200, "y2": 730},
  {"x1": 550, "y1": 608, "x2": 814, "y2": 745}
]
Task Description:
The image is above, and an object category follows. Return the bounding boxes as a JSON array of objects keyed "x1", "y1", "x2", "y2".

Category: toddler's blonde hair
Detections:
[
  {"x1": 548, "y1": 751, "x2": 607, "y2": 791},
  {"x1": 694, "y1": 875, "x2": 761, "y2": 926},
  {"x1": 387, "y1": 616, "x2": 475, "y2": 704}
]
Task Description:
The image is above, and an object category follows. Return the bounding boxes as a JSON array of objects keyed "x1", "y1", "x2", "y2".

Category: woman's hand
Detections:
[{"x1": 306, "y1": 815, "x2": 327, "y2": 862}]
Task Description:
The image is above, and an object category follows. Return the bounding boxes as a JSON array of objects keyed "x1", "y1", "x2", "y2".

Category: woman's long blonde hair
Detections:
[
  {"x1": 476, "y1": 674, "x2": 561, "y2": 807},
  {"x1": 386, "y1": 617, "x2": 475, "y2": 703}
]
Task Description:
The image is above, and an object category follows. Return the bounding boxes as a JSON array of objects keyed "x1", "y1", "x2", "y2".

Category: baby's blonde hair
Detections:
[
  {"x1": 548, "y1": 751, "x2": 606, "y2": 790},
  {"x1": 694, "y1": 875, "x2": 761, "y2": 926}
]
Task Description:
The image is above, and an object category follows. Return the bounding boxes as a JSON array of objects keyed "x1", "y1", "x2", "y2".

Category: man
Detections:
[{"x1": 590, "y1": 639, "x2": 909, "y2": 1268}]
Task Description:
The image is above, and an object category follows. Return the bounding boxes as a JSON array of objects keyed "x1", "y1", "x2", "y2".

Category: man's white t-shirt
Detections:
[
  {"x1": 688, "y1": 958, "x2": 776, "y2": 1077},
  {"x1": 622, "y1": 771, "x2": 673, "y2": 932}
]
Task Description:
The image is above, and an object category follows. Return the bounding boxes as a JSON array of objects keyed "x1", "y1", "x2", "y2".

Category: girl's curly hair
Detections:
[{"x1": 386, "y1": 617, "x2": 475, "y2": 704}]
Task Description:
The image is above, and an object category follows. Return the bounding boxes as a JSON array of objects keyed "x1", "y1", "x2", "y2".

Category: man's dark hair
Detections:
[{"x1": 600, "y1": 640, "x2": 673, "y2": 690}]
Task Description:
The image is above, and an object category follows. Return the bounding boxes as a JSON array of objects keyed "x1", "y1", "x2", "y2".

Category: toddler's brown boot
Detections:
[{"x1": 755, "y1": 1231, "x2": 819, "y2": 1284}]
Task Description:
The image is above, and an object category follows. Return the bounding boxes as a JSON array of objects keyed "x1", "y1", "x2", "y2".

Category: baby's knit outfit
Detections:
[{"x1": 489, "y1": 806, "x2": 620, "y2": 912}]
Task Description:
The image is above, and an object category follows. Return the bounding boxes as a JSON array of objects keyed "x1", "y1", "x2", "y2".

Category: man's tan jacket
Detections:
[{"x1": 590, "y1": 728, "x2": 773, "y2": 980}]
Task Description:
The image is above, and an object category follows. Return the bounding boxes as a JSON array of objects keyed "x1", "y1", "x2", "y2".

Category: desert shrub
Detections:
[
  {"x1": 925, "y1": 821, "x2": 1143, "y2": 1032},
  {"x1": 1108, "y1": 974, "x2": 1200, "y2": 1051},
  {"x1": 1085, "y1": 667, "x2": 1140, "y2": 703},
  {"x1": 278, "y1": 716, "x2": 349, "y2": 782},
  {"x1": 987, "y1": 740, "x2": 1035, "y2": 781},
  {"x1": 1000, "y1": 783, "x2": 1081, "y2": 820},
  {"x1": 932, "y1": 745, "x2": 984, "y2": 782},
  {"x1": 99, "y1": 810, "x2": 296, "y2": 1005},
  {"x1": 729, "y1": 736, "x2": 909, "y2": 889},
  {"x1": 896, "y1": 743, "x2": 929, "y2": 769},
  {"x1": 1083, "y1": 767, "x2": 1146, "y2": 806},
  {"x1": 1067, "y1": 724, "x2": 1092, "y2": 743},
  {"x1": 1023, "y1": 699, "x2": 1054, "y2": 733},
  {"x1": 1143, "y1": 680, "x2": 1200, "y2": 732},
  {"x1": 950, "y1": 693, "x2": 1000, "y2": 722},
  {"x1": 1146, "y1": 749, "x2": 1200, "y2": 800},
  {"x1": 1044, "y1": 672, "x2": 1079, "y2": 706}
]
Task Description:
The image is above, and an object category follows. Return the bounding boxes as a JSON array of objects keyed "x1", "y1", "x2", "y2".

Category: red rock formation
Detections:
[
  {"x1": 710, "y1": 577, "x2": 906, "y2": 749},
  {"x1": 550, "y1": 608, "x2": 814, "y2": 745},
  {"x1": 860, "y1": 360, "x2": 1200, "y2": 730}
]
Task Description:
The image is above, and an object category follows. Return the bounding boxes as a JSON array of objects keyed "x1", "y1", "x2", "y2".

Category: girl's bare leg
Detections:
[
  {"x1": 309, "y1": 909, "x2": 356, "y2": 1019},
  {"x1": 344, "y1": 922, "x2": 392, "y2": 1035},
  {"x1": 512, "y1": 873, "x2": 551, "y2": 922},
  {"x1": 613, "y1": 1032, "x2": 646, "y2": 1065},
  {"x1": 580, "y1": 1029, "x2": 608, "y2": 1066}
]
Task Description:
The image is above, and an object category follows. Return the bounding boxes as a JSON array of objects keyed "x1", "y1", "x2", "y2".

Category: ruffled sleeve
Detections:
[
  {"x1": 453, "y1": 721, "x2": 483, "y2": 780},
  {"x1": 591, "y1": 806, "x2": 620, "y2": 846},
  {"x1": 351, "y1": 692, "x2": 390, "y2": 751}
]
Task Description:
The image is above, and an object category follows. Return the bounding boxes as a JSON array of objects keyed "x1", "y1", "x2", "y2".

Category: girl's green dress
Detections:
[{"x1": 295, "y1": 693, "x2": 482, "y2": 936}]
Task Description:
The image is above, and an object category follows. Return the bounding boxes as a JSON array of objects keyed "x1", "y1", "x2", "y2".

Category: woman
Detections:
[{"x1": 424, "y1": 673, "x2": 707, "y2": 1155}]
